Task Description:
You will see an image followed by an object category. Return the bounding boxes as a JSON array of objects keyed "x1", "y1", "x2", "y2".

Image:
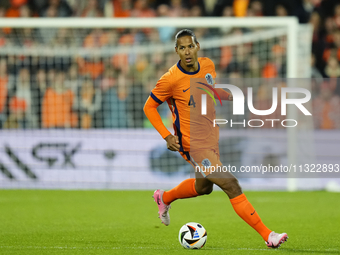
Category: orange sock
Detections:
[
  {"x1": 163, "y1": 178, "x2": 199, "y2": 205},
  {"x1": 230, "y1": 193, "x2": 272, "y2": 241}
]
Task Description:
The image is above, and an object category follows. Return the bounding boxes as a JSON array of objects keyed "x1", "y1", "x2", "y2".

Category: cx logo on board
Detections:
[{"x1": 0, "y1": 145, "x2": 36, "y2": 180}]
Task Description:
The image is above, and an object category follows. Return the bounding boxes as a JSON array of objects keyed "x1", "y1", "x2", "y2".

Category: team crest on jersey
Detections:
[
  {"x1": 205, "y1": 73, "x2": 214, "y2": 85},
  {"x1": 202, "y1": 158, "x2": 211, "y2": 167}
]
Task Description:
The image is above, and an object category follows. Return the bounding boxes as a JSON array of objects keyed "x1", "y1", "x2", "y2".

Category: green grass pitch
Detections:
[{"x1": 0, "y1": 190, "x2": 339, "y2": 254}]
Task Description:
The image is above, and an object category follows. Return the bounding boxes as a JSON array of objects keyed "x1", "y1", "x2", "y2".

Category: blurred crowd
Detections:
[{"x1": 0, "y1": 0, "x2": 339, "y2": 129}]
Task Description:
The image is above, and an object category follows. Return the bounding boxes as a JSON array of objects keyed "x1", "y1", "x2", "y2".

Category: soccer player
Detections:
[{"x1": 143, "y1": 29, "x2": 288, "y2": 248}]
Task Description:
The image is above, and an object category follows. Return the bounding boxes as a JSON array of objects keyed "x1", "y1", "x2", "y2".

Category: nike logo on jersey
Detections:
[
  {"x1": 251, "y1": 210, "x2": 256, "y2": 215},
  {"x1": 183, "y1": 87, "x2": 190, "y2": 92}
]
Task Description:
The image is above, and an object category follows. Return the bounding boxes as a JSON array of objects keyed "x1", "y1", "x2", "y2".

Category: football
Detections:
[{"x1": 178, "y1": 222, "x2": 207, "y2": 249}]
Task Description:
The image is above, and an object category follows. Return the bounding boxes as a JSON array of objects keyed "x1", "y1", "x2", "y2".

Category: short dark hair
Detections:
[{"x1": 175, "y1": 29, "x2": 198, "y2": 47}]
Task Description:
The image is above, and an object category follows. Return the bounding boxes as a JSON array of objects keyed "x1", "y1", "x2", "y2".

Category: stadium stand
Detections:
[{"x1": 0, "y1": 0, "x2": 339, "y2": 130}]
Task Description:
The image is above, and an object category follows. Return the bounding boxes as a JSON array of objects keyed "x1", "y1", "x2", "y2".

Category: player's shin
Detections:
[
  {"x1": 207, "y1": 173, "x2": 272, "y2": 241},
  {"x1": 230, "y1": 193, "x2": 272, "y2": 241},
  {"x1": 162, "y1": 178, "x2": 200, "y2": 205}
]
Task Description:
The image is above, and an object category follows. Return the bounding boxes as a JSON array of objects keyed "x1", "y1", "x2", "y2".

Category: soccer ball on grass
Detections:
[{"x1": 178, "y1": 222, "x2": 207, "y2": 249}]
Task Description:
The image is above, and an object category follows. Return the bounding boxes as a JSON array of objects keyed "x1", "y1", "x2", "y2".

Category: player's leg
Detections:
[
  {"x1": 162, "y1": 178, "x2": 199, "y2": 205},
  {"x1": 192, "y1": 149, "x2": 288, "y2": 248},
  {"x1": 191, "y1": 148, "x2": 242, "y2": 198},
  {"x1": 161, "y1": 152, "x2": 205, "y2": 205},
  {"x1": 201, "y1": 169, "x2": 287, "y2": 247},
  {"x1": 194, "y1": 170, "x2": 213, "y2": 195},
  {"x1": 153, "y1": 176, "x2": 212, "y2": 226},
  {"x1": 206, "y1": 171, "x2": 273, "y2": 239},
  {"x1": 152, "y1": 152, "x2": 209, "y2": 226},
  {"x1": 204, "y1": 171, "x2": 242, "y2": 198}
]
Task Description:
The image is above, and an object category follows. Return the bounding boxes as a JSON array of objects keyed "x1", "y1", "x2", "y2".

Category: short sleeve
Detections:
[
  {"x1": 207, "y1": 58, "x2": 217, "y2": 79},
  {"x1": 150, "y1": 72, "x2": 172, "y2": 104}
]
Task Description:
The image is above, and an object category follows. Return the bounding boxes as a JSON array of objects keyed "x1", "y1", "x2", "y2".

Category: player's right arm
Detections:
[{"x1": 143, "y1": 73, "x2": 180, "y2": 151}]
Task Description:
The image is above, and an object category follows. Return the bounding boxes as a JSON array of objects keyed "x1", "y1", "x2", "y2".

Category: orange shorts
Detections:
[{"x1": 179, "y1": 144, "x2": 222, "y2": 177}]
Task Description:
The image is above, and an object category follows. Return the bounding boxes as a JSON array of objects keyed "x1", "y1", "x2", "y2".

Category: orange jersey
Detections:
[{"x1": 149, "y1": 57, "x2": 223, "y2": 152}]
